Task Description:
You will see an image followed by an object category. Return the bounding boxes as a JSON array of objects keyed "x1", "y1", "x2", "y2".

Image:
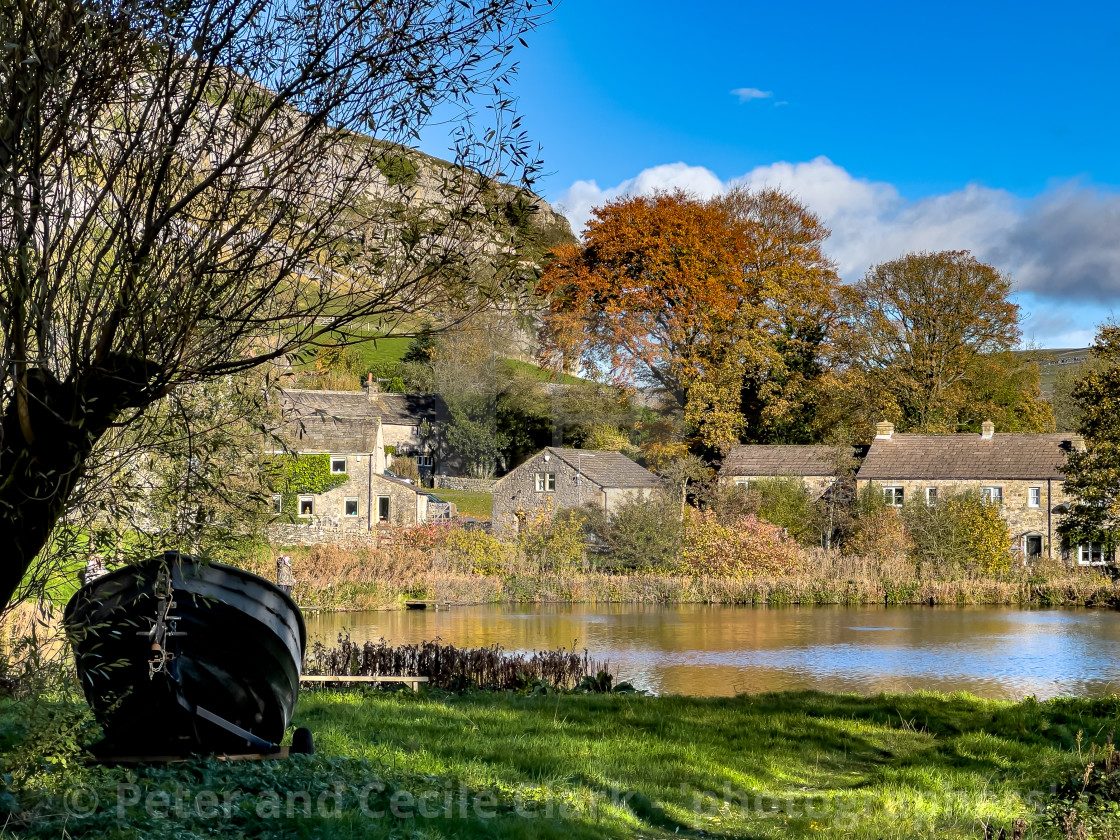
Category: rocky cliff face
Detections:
[{"x1": 314, "y1": 134, "x2": 576, "y2": 288}]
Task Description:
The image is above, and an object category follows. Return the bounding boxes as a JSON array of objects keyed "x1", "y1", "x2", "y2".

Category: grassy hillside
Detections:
[{"x1": 1014, "y1": 347, "x2": 1090, "y2": 398}]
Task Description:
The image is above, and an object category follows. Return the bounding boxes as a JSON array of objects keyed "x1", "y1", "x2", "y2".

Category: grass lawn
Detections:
[
  {"x1": 432, "y1": 489, "x2": 492, "y2": 519},
  {"x1": 7, "y1": 689, "x2": 1117, "y2": 838}
]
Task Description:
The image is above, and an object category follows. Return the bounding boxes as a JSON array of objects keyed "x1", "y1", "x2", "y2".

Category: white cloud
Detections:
[
  {"x1": 556, "y1": 163, "x2": 725, "y2": 236},
  {"x1": 731, "y1": 87, "x2": 772, "y2": 102},
  {"x1": 552, "y1": 157, "x2": 1120, "y2": 346}
]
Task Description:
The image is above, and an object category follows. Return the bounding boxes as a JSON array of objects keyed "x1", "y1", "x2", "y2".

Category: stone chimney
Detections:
[
  {"x1": 874, "y1": 421, "x2": 894, "y2": 440},
  {"x1": 365, "y1": 373, "x2": 379, "y2": 402},
  {"x1": 1071, "y1": 434, "x2": 1087, "y2": 453},
  {"x1": 981, "y1": 420, "x2": 995, "y2": 440}
]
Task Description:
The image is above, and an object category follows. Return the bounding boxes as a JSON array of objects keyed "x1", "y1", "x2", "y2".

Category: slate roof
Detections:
[
  {"x1": 277, "y1": 388, "x2": 450, "y2": 451},
  {"x1": 372, "y1": 393, "x2": 449, "y2": 426},
  {"x1": 544, "y1": 447, "x2": 663, "y2": 490},
  {"x1": 721, "y1": 445, "x2": 856, "y2": 478},
  {"x1": 280, "y1": 389, "x2": 449, "y2": 424},
  {"x1": 278, "y1": 389, "x2": 382, "y2": 452},
  {"x1": 857, "y1": 433, "x2": 1073, "y2": 481},
  {"x1": 281, "y1": 389, "x2": 377, "y2": 419}
]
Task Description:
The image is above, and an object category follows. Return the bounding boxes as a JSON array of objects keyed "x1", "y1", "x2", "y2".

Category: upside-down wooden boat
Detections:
[{"x1": 64, "y1": 552, "x2": 306, "y2": 757}]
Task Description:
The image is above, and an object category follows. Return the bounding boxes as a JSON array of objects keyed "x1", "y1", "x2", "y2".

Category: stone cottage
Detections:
[
  {"x1": 491, "y1": 447, "x2": 662, "y2": 534},
  {"x1": 361, "y1": 378, "x2": 456, "y2": 479},
  {"x1": 275, "y1": 389, "x2": 430, "y2": 529},
  {"x1": 855, "y1": 420, "x2": 1096, "y2": 563},
  {"x1": 720, "y1": 445, "x2": 860, "y2": 498}
]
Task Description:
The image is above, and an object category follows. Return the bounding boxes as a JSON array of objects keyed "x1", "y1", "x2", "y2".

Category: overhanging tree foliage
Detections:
[{"x1": 0, "y1": 0, "x2": 550, "y2": 611}]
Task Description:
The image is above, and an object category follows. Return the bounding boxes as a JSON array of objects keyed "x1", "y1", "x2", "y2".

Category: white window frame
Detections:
[
  {"x1": 271, "y1": 494, "x2": 283, "y2": 515},
  {"x1": 330, "y1": 456, "x2": 347, "y2": 475},
  {"x1": 417, "y1": 455, "x2": 433, "y2": 467},
  {"x1": 1078, "y1": 542, "x2": 1106, "y2": 566},
  {"x1": 981, "y1": 486, "x2": 1003, "y2": 505},
  {"x1": 733, "y1": 478, "x2": 749, "y2": 488},
  {"x1": 297, "y1": 495, "x2": 315, "y2": 517},
  {"x1": 536, "y1": 472, "x2": 556, "y2": 492},
  {"x1": 883, "y1": 486, "x2": 904, "y2": 507},
  {"x1": 925, "y1": 487, "x2": 938, "y2": 505},
  {"x1": 343, "y1": 497, "x2": 360, "y2": 517},
  {"x1": 1028, "y1": 487, "x2": 1041, "y2": 508}
]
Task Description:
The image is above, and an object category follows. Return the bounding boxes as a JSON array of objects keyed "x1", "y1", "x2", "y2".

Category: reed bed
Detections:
[
  {"x1": 260, "y1": 540, "x2": 1120, "y2": 609},
  {"x1": 304, "y1": 635, "x2": 612, "y2": 691}
]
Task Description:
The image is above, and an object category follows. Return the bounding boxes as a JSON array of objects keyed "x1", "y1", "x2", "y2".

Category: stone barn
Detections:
[{"x1": 491, "y1": 447, "x2": 662, "y2": 535}]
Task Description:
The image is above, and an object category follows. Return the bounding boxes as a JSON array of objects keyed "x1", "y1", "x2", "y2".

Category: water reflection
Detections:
[{"x1": 304, "y1": 604, "x2": 1120, "y2": 699}]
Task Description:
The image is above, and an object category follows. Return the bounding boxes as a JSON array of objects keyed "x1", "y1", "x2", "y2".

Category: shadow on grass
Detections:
[{"x1": 295, "y1": 688, "x2": 1120, "y2": 838}]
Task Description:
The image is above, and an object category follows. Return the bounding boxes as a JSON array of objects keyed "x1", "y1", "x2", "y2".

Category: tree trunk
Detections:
[{"x1": 0, "y1": 361, "x2": 156, "y2": 611}]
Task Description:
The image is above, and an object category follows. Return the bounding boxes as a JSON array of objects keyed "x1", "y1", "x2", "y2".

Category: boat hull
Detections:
[{"x1": 64, "y1": 552, "x2": 305, "y2": 755}]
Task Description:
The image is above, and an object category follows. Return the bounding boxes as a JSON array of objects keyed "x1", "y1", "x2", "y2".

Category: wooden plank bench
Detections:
[
  {"x1": 404, "y1": 600, "x2": 452, "y2": 610},
  {"x1": 301, "y1": 675, "x2": 429, "y2": 692}
]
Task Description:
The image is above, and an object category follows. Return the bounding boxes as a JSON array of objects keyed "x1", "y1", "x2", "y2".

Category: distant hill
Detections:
[{"x1": 1013, "y1": 348, "x2": 1091, "y2": 399}]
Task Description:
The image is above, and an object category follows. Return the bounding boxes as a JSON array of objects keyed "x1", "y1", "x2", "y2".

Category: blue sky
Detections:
[{"x1": 424, "y1": 0, "x2": 1120, "y2": 347}]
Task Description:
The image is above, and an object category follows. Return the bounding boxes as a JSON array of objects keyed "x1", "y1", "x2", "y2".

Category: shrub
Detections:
[
  {"x1": 436, "y1": 527, "x2": 514, "y2": 576},
  {"x1": 749, "y1": 476, "x2": 821, "y2": 546},
  {"x1": 583, "y1": 494, "x2": 682, "y2": 572},
  {"x1": 844, "y1": 484, "x2": 912, "y2": 560},
  {"x1": 516, "y1": 504, "x2": 587, "y2": 574},
  {"x1": 679, "y1": 510, "x2": 802, "y2": 577},
  {"x1": 305, "y1": 636, "x2": 614, "y2": 692},
  {"x1": 902, "y1": 489, "x2": 1013, "y2": 575}
]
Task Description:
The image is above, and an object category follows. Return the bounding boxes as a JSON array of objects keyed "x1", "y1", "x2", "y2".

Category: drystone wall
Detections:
[{"x1": 434, "y1": 476, "x2": 496, "y2": 492}]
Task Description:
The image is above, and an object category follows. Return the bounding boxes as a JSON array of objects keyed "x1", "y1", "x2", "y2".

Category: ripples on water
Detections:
[{"x1": 305, "y1": 604, "x2": 1120, "y2": 699}]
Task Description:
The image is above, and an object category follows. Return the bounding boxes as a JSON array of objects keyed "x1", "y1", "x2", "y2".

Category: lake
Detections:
[{"x1": 305, "y1": 603, "x2": 1120, "y2": 699}]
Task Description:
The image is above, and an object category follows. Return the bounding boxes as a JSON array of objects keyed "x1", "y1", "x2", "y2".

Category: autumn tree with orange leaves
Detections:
[{"x1": 538, "y1": 188, "x2": 840, "y2": 452}]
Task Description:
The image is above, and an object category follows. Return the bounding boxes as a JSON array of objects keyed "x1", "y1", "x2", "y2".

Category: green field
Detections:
[
  {"x1": 431, "y1": 489, "x2": 493, "y2": 518},
  {"x1": 502, "y1": 358, "x2": 589, "y2": 385},
  {"x1": 5, "y1": 689, "x2": 1115, "y2": 838}
]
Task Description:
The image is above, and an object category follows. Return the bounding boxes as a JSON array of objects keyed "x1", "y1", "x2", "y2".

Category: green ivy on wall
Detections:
[{"x1": 264, "y1": 454, "x2": 350, "y2": 522}]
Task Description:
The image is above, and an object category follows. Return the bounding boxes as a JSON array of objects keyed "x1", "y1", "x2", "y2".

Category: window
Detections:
[
  {"x1": 417, "y1": 455, "x2": 433, "y2": 467},
  {"x1": 536, "y1": 472, "x2": 556, "y2": 492},
  {"x1": 981, "y1": 486, "x2": 1003, "y2": 505},
  {"x1": 298, "y1": 496, "x2": 314, "y2": 517},
  {"x1": 1079, "y1": 543, "x2": 1106, "y2": 566},
  {"x1": 1028, "y1": 487, "x2": 1041, "y2": 508},
  {"x1": 376, "y1": 496, "x2": 391, "y2": 523},
  {"x1": 330, "y1": 456, "x2": 347, "y2": 474},
  {"x1": 883, "y1": 486, "x2": 904, "y2": 507},
  {"x1": 925, "y1": 487, "x2": 938, "y2": 505},
  {"x1": 734, "y1": 478, "x2": 749, "y2": 488},
  {"x1": 271, "y1": 495, "x2": 283, "y2": 515},
  {"x1": 343, "y1": 497, "x2": 359, "y2": 517}
]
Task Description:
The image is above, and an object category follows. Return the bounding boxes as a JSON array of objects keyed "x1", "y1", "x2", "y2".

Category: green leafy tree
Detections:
[
  {"x1": 445, "y1": 398, "x2": 506, "y2": 478},
  {"x1": 1059, "y1": 325, "x2": 1120, "y2": 550},
  {"x1": 660, "y1": 455, "x2": 714, "y2": 522},
  {"x1": 834, "y1": 251, "x2": 1053, "y2": 436}
]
